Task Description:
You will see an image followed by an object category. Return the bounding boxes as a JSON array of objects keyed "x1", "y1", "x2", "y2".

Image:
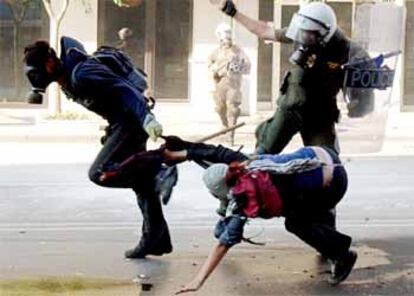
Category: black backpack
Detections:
[
  {"x1": 61, "y1": 37, "x2": 154, "y2": 110},
  {"x1": 92, "y1": 46, "x2": 148, "y2": 93}
]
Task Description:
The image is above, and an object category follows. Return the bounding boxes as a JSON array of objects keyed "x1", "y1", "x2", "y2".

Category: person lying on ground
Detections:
[
  {"x1": 160, "y1": 139, "x2": 357, "y2": 294},
  {"x1": 100, "y1": 137, "x2": 357, "y2": 293}
]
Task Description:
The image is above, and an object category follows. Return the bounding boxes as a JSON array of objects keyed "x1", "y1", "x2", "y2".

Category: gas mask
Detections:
[
  {"x1": 289, "y1": 30, "x2": 322, "y2": 68},
  {"x1": 286, "y1": 5, "x2": 335, "y2": 68},
  {"x1": 24, "y1": 64, "x2": 55, "y2": 104},
  {"x1": 220, "y1": 37, "x2": 232, "y2": 48},
  {"x1": 216, "y1": 23, "x2": 233, "y2": 49}
]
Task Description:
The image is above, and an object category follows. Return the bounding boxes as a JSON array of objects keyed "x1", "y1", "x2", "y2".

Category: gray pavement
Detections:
[{"x1": 0, "y1": 159, "x2": 414, "y2": 295}]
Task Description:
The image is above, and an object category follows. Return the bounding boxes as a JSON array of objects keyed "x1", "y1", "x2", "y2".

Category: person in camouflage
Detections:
[{"x1": 208, "y1": 23, "x2": 251, "y2": 145}]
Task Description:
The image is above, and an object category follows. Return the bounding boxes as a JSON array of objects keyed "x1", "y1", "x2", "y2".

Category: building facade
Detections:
[{"x1": 0, "y1": 0, "x2": 412, "y2": 114}]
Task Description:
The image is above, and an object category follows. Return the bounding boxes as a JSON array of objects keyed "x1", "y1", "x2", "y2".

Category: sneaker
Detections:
[
  {"x1": 328, "y1": 250, "x2": 358, "y2": 286},
  {"x1": 155, "y1": 165, "x2": 178, "y2": 205}
]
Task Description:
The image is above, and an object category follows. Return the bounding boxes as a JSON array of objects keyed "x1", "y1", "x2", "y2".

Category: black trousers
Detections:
[
  {"x1": 88, "y1": 122, "x2": 169, "y2": 243},
  {"x1": 284, "y1": 147, "x2": 351, "y2": 261}
]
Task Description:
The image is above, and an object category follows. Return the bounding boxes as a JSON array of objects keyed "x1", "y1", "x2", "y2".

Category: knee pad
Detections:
[
  {"x1": 228, "y1": 105, "x2": 241, "y2": 119},
  {"x1": 215, "y1": 104, "x2": 226, "y2": 115}
]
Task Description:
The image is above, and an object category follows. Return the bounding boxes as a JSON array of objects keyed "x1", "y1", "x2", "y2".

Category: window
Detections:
[
  {"x1": 403, "y1": 1, "x2": 414, "y2": 108},
  {"x1": 279, "y1": 5, "x2": 298, "y2": 84},
  {"x1": 154, "y1": 0, "x2": 192, "y2": 100},
  {"x1": 0, "y1": 2, "x2": 48, "y2": 103},
  {"x1": 98, "y1": 0, "x2": 192, "y2": 100},
  {"x1": 257, "y1": 0, "x2": 274, "y2": 103}
]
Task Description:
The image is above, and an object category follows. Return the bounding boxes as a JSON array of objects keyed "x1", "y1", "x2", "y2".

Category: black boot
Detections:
[
  {"x1": 187, "y1": 143, "x2": 248, "y2": 164},
  {"x1": 328, "y1": 250, "x2": 357, "y2": 285},
  {"x1": 126, "y1": 188, "x2": 173, "y2": 259},
  {"x1": 125, "y1": 228, "x2": 173, "y2": 259}
]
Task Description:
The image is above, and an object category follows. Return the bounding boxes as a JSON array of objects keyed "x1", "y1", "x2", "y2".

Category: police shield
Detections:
[{"x1": 341, "y1": 2, "x2": 405, "y2": 153}]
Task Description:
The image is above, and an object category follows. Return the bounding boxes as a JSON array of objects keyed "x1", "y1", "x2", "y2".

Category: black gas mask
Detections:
[
  {"x1": 24, "y1": 64, "x2": 55, "y2": 104},
  {"x1": 289, "y1": 30, "x2": 322, "y2": 68},
  {"x1": 289, "y1": 45, "x2": 313, "y2": 68}
]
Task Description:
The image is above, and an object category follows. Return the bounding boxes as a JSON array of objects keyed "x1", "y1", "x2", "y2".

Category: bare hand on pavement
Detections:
[{"x1": 175, "y1": 280, "x2": 202, "y2": 295}]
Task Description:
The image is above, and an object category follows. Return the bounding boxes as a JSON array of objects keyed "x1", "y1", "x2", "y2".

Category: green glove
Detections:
[
  {"x1": 143, "y1": 113, "x2": 163, "y2": 141},
  {"x1": 113, "y1": 0, "x2": 126, "y2": 7},
  {"x1": 113, "y1": 0, "x2": 136, "y2": 7}
]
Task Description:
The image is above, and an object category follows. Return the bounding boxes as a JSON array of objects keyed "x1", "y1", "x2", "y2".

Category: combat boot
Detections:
[
  {"x1": 129, "y1": 187, "x2": 173, "y2": 259},
  {"x1": 125, "y1": 228, "x2": 173, "y2": 259},
  {"x1": 328, "y1": 250, "x2": 357, "y2": 285}
]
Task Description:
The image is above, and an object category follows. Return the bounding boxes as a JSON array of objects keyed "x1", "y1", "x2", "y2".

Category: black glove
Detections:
[
  {"x1": 222, "y1": 0, "x2": 237, "y2": 17},
  {"x1": 161, "y1": 135, "x2": 192, "y2": 151}
]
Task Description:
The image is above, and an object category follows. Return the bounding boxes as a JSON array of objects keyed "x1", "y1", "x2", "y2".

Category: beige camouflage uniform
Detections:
[{"x1": 208, "y1": 41, "x2": 250, "y2": 143}]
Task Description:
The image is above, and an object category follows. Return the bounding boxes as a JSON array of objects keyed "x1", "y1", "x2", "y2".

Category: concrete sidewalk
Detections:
[{"x1": 0, "y1": 102, "x2": 413, "y2": 156}]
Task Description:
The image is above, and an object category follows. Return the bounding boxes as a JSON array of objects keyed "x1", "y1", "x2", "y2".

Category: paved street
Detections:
[{"x1": 0, "y1": 156, "x2": 414, "y2": 295}]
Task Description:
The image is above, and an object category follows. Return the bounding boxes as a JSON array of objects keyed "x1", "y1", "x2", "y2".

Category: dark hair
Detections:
[{"x1": 24, "y1": 40, "x2": 58, "y2": 65}]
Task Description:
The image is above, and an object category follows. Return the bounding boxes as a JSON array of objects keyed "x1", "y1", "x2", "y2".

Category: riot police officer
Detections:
[
  {"x1": 218, "y1": 0, "x2": 372, "y2": 154},
  {"x1": 208, "y1": 23, "x2": 251, "y2": 145},
  {"x1": 215, "y1": 0, "x2": 375, "y2": 252}
]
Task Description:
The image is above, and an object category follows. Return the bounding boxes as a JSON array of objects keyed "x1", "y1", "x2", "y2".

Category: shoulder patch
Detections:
[{"x1": 327, "y1": 61, "x2": 341, "y2": 69}]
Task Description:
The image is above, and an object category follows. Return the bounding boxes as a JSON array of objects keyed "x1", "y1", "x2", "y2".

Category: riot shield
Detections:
[{"x1": 341, "y1": 2, "x2": 405, "y2": 153}]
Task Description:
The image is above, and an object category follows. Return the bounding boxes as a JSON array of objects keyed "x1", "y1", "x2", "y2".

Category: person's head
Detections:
[
  {"x1": 287, "y1": 2, "x2": 337, "y2": 46},
  {"x1": 23, "y1": 41, "x2": 64, "y2": 103},
  {"x1": 216, "y1": 23, "x2": 232, "y2": 48},
  {"x1": 203, "y1": 163, "x2": 230, "y2": 214},
  {"x1": 118, "y1": 27, "x2": 133, "y2": 41},
  {"x1": 286, "y1": 2, "x2": 337, "y2": 67}
]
